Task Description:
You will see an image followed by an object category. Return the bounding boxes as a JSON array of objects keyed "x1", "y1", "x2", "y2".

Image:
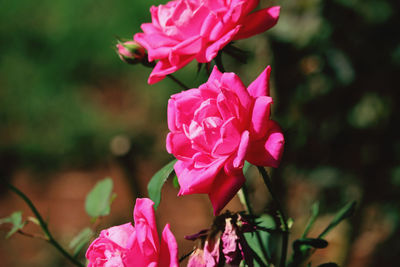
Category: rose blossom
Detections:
[
  {"x1": 134, "y1": 0, "x2": 280, "y2": 84},
  {"x1": 85, "y1": 198, "x2": 179, "y2": 267},
  {"x1": 166, "y1": 66, "x2": 284, "y2": 215}
]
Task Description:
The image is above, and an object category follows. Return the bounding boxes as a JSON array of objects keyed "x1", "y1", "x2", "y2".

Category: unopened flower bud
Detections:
[{"x1": 116, "y1": 40, "x2": 146, "y2": 64}]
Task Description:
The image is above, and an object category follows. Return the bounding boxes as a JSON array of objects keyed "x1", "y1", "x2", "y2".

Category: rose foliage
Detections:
[
  {"x1": 134, "y1": 0, "x2": 280, "y2": 84},
  {"x1": 166, "y1": 66, "x2": 284, "y2": 215},
  {"x1": 86, "y1": 198, "x2": 179, "y2": 267}
]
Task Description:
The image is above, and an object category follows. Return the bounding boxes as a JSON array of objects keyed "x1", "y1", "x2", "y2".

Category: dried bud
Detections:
[
  {"x1": 116, "y1": 40, "x2": 146, "y2": 64},
  {"x1": 186, "y1": 211, "x2": 255, "y2": 267}
]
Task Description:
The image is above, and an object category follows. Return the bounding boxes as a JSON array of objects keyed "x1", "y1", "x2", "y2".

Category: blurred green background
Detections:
[{"x1": 0, "y1": 0, "x2": 399, "y2": 266}]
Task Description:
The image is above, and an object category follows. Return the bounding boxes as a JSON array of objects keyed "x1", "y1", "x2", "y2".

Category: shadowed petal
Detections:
[
  {"x1": 208, "y1": 166, "x2": 246, "y2": 215},
  {"x1": 246, "y1": 120, "x2": 284, "y2": 167},
  {"x1": 234, "y1": 6, "x2": 280, "y2": 40},
  {"x1": 159, "y1": 224, "x2": 179, "y2": 267}
]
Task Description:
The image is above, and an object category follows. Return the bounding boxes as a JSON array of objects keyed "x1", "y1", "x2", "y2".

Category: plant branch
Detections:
[
  {"x1": 242, "y1": 183, "x2": 272, "y2": 265},
  {"x1": 17, "y1": 229, "x2": 48, "y2": 241},
  {"x1": 257, "y1": 166, "x2": 289, "y2": 267},
  {"x1": 167, "y1": 74, "x2": 190, "y2": 90},
  {"x1": 8, "y1": 184, "x2": 85, "y2": 267},
  {"x1": 140, "y1": 58, "x2": 189, "y2": 90},
  {"x1": 215, "y1": 52, "x2": 226, "y2": 72}
]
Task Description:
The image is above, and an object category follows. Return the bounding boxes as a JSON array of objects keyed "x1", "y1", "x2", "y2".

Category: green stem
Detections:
[
  {"x1": 257, "y1": 166, "x2": 289, "y2": 267},
  {"x1": 242, "y1": 183, "x2": 271, "y2": 266},
  {"x1": 179, "y1": 249, "x2": 195, "y2": 263},
  {"x1": 215, "y1": 52, "x2": 226, "y2": 72},
  {"x1": 140, "y1": 58, "x2": 189, "y2": 90},
  {"x1": 167, "y1": 74, "x2": 190, "y2": 90},
  {"x1": 8, "y1": 184, "x2": 85, "y2": 267}
]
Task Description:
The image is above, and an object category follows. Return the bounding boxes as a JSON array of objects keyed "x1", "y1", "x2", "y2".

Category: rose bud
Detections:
[{"x1": 116, "y1": 40, "x2": 146, "y2": 64}]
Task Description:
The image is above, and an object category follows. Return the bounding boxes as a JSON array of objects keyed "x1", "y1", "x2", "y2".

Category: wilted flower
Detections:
[{"x1": 186, "y1": 212, "x2": 256, "y2": 267}]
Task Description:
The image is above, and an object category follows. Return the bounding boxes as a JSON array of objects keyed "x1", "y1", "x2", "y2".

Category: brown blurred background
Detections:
[{"x1": 1, "y1": 0, "x2": 399, "y2": 266}]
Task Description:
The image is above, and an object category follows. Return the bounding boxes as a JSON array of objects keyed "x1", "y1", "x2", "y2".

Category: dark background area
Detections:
[{"x1": 0, "y1": 0, "x2": 399, "y2": 266}]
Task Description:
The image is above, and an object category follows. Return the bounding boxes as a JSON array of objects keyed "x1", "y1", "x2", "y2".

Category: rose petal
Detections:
[
  {"x1": 208, "y1": 166, "x2": 246, "y2": 215},
  {"x1": 175, "y1": 157, "x2": 227, "y2": 195},
  {"x1": 233, "y1": 130, "x2": 249, "y2": 168},
  {"x1": 221, "y1": 72, "x2": 251, "y2": 109},
  {"x1": 234, "y1": 6, "x2": 280, "y2": 40},
  {"x1": 250, "y1": 96, "x2": 273, "y2": 140},
  {"x1": 205, "y1": 25, "x2": 241, "y2": 62},
  {"x1": 159, "y1": 224, "x2": 179, "y2": 267},
  {"x1": 248, "y1": 66, "x2": 271, "y2": 98},
  {"x1": 99, "y1": 223, "x2": 135, "y2": 249},
  {"x1": 133, "y1": 198, "x2": 159, "y2": 258},
  {"x1": 166, "y1": 132, "x2": 196, "y2": 160},
  {"x1": 246, "y1": 120, "x2": 284, "y2": 167}
]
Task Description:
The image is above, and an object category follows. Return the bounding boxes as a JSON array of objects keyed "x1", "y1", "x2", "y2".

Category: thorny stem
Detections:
[
  {"x1": 242, "y1": 183, "x2": 271, "y2": 266},
  {"x1": 8, "y1": 184, "x2": 85, "y2": 267},
  {"x1": 257, "y1": 166, "x2": 289, "y2": 267}
]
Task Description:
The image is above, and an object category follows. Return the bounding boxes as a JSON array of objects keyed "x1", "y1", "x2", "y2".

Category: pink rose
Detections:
[
  {"x1": 166, "y1": 66, "x2": 284, "y2": 215},
  {"x1": 134, "y1": 0, "x2": 280, "y2": 84},
  {"x1": 86, "y1": 198, "x2": 179, "y2": 267}
]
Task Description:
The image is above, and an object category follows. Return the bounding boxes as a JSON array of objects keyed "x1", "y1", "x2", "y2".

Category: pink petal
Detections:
[
  {"x1": 148, "y1": 55, "x2": 195, "y2": 84},
  {"x1": 166, "y1": 132, "x2": 196, "y2": 160},
  {"x1": 248, "y1": 66, "x2": 271, "y2": 98},
  {"x1": 141, "y1": 23, "x2": 161, "y2": 35},
  {"x1": 221, "y1": 1, "x2": 245, "y2": 24},
  {"x1": 208, "y1": 166, "x2": 246, "y2": 215},
  {"x1": 242, "y1": 0, "x2": 260, "y2": 15},
  {"x1": 175, "y1": 157, "x2": 226, "y2": 195},
  {"x1": 169, "y1": 35, "x2": 202, "y2": 57},
  {"x1": 204, "y1": 25, "x2": 241, "y2": 62},
  {"x1": 99, "y1": 223, "x2": 135, "y2": 249},
  {"x1": 212, "y1": 117, "x2": 241, "y2": 156},
  {"x1": 233, "y1": 130, "x2": 249, "y2": 169},
  {"x1": 208, "y1": 66, "x2": 223, "y2": 82},
  {"x1": 250, "y1": 96, "x2": 273, "y2": 140},
  {"x1": 169, "y1": 89, "x2": 202, "y2": 130},
  {"x1": 234, "y1": 6, "x2": 280, "y2": 40},
  {"x1": 159, "y1": 224, "x2": 179, "y2": 267},
  {"x1": 221, "y1": 72, "x2": 251, "y2": 109},
  {"x1": 134, "y1": 33, "x2": 177, "y2": 60},
  {"x1": 246, "y1": 120, "x2": 284, "y2": 167},
  {"x1": 133, "y1": 198, "x2": 160, "y2": 257}
]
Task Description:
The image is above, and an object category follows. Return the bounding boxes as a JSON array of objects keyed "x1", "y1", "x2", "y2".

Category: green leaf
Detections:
[
  {"x1": 172, "y1": 175, "x2": 180, "y2": 189},
  {"x1": 319, "y1": 201, "x2": 356, "y2": 238},
  {"x1": 69, "y1": 227, "x2": 94, "y2": 256},
  {"x1": 291, "y1": 238, "x2": 328, "y2": 265},
  {"x1": 293, "y1": 238, "x2": 328, "y2": 250},
  {"x1": 148, "y1": 159, "x2": 177, "y2": 210},
  {"x1": 0, "y1": 211, "x2": 25, "y2": 238},
  {"x1": 243, "y1": 161, "x2": 252, "y2": 174},
  {"x1": 85, "y1": 178, "x2": 114, "y2": 218},
  {"x1": 302, "y1": 202, "x2": 320, "y2": 238},
  {"x1": 244, "y1": 214, "x2": 277, "y2": 266}
]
